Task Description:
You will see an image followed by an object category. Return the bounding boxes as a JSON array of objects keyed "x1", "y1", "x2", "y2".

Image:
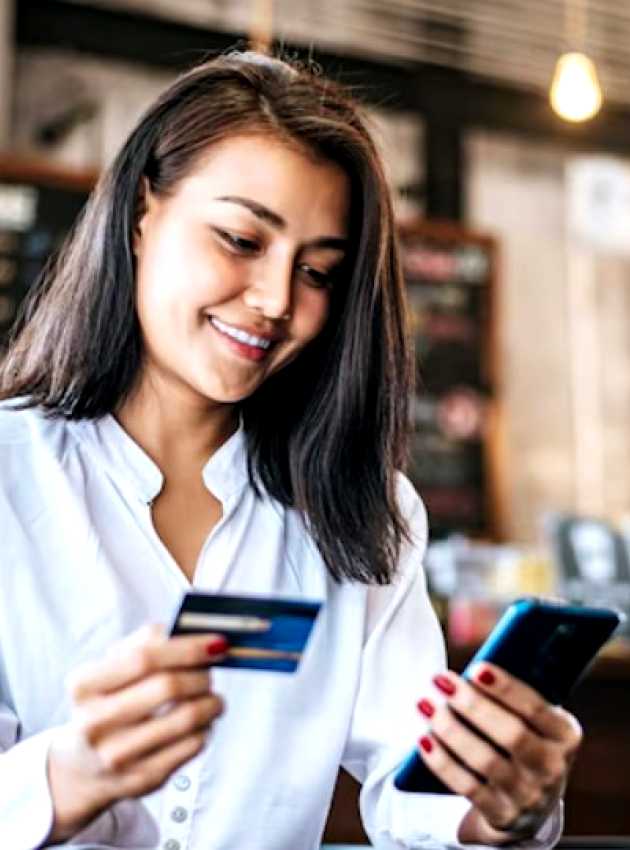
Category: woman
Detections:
[{"x1": 0, "y1": 52, "x2": 580, "y2": 849}]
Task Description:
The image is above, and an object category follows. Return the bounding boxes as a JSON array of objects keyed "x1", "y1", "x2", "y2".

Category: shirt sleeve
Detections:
[
  {"x1": 0, "y1": 702, "x2": 134, "y2": 849},
  {"x1": 341, "y1": 474, "x2": 563, "y2": 850},
  {"x1": 0, "y1": 701, "x2": 57, "y2": 849}
]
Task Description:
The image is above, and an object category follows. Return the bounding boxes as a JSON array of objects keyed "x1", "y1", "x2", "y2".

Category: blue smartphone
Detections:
[{"x1": 394, "y1": 597, "x2": 623, "y2": 793}]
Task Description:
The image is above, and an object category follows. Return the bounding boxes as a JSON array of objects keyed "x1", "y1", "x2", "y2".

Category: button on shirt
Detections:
[{"x1": 0, "y1": 403, "x2": 562, "y2": 850}]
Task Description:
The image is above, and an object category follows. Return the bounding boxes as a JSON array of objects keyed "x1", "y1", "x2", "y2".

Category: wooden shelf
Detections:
[{"x1": 0, "y1": 154, "x2": 98, "y2": 190}]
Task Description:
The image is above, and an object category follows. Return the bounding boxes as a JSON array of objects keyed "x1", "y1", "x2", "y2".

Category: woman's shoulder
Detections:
[
  {"x1": 0, "y1": 399, "x2": 41, "y2": 443},
  {"x1": 384, "y1": 472, "x2": 430, "y2": 588},
  {"x1": 395, "y1": 470, "x2": 428, "y2": 535},
  {"x1": 0, "y1": 399, "x2": 71, "y2": 455}
]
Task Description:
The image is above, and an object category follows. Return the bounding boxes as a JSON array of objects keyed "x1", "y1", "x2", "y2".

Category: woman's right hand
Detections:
[{"x1": 46, "y1": 623, "x2": 227, "y2": 842}]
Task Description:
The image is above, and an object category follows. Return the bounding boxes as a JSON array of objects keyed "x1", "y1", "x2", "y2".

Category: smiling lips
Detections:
[{"x1": 208, "y1": 315, "x2": 278, "y2": 362}]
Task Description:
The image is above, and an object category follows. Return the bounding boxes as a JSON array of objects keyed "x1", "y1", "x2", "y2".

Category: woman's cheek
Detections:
[{"x1": 298, "y1": 289, "x2": 331, "y2": 338}]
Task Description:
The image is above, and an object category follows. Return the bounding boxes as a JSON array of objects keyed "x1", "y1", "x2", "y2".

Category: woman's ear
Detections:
[{"x1": 132, "y1": 176, "x2": 150, "y2": 256}]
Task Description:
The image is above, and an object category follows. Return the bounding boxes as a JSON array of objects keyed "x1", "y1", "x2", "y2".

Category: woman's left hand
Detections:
[{"x1": 416, "y1": 662, "x2": 583, "y2": 845}]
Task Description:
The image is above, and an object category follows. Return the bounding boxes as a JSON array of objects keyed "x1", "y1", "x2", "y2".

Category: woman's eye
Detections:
[
  {"x1": 214, "y1": 228, "x2": 260, "y2": 254},
  {"x1": 299, "y1": 264, "x2": 334, "y2": 290}
]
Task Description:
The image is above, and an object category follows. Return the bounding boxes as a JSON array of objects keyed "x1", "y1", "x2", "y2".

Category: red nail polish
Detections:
[
  {"x1": 477, "y1": 669, "x2": 496, "y2": 686},
  {"x1": 206, "y1": 636, "x2": 229, "y2": 656},
  {"x1": 417, "y1": 698, "x2": 435, "y2": 718},
  {"x1": 433, "y1": 674, "x2": 456, "y2": 696},
  {"x1": 419, "y1": 735, "x2": 433, "y2": 754}
]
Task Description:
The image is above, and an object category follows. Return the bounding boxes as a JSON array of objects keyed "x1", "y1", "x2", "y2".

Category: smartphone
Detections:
[{"x1": 394, "y1": 597, "x2": 623, "y2": 793}]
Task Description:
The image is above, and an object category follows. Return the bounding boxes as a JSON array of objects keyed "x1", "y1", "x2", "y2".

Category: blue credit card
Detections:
[{"x1": 168, "y1": 592, "x2": 322, "y2": 673}]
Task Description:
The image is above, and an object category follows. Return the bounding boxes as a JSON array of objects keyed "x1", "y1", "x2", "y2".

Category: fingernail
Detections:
[
  {"x1": 206, "y1": 636, "x2": 229, "y2": 656},
  {"x1": 477, "y1": 669, "x2": 496, "y2": 687},
  {"x1": 417, "y1": 698, "x2": 435, "y2": 718},
  {"x1": 419, "y1": 735, "x2": 433, "y2": 754},
  {"x1": 433, "y1": 674, "x2": 456, "y2": 696}
]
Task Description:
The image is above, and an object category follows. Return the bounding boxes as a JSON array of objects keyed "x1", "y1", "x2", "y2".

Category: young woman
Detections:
[{"x1": 0, "y1": 52, "x2": 581, "y2": 850}]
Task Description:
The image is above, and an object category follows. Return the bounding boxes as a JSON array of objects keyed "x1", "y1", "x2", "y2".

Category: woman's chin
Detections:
[{"x1": 194, "y1": 378, "x2": 261, "y2": 406}]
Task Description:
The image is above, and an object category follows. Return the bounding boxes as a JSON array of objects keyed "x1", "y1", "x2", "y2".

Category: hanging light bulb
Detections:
[{"x1": 550, "y1": 51, "x2": 603, "y2": 122}]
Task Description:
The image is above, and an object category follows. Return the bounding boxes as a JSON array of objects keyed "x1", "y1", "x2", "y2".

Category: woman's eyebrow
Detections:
[
  {"x1": 216, "y1": 195, "x2": 285, "y2": 228},
  {"x1": 214, "y1": 195, "x2": 348, "y2": 251}
]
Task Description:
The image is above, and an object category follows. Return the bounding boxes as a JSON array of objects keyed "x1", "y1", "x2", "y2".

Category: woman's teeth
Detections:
[{"x1": 210, "y1": 317, "x2": 272, "y2": 349}]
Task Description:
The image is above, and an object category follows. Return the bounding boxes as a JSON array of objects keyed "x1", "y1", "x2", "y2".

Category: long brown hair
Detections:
[{"x1": 0, "y1": 51, "x2": 413, "y2": 584}]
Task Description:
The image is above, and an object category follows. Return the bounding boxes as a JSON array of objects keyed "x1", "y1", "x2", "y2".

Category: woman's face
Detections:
[{"x1": 133, "y1": 132, "x2": 351, "y2": 407}]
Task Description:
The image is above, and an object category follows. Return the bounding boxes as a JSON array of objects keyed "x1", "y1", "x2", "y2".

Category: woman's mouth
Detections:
[{"x1": 208, "y1": 316, "x2": 276, "y2": 362}]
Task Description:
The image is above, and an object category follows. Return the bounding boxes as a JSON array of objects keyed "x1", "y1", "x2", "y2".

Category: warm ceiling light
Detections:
[{"x1": 550, "y1": 51, "x2": 603, "y2": 122}]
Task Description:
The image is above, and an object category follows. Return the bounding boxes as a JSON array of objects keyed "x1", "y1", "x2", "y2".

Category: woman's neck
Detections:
[{"x1": 115, "y1": 375, "x2": 239, "y2": 476}]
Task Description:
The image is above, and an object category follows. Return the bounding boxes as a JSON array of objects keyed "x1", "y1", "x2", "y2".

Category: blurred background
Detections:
[{"x1": 2, "y1": 0, "x2": 630, "y2": 842}]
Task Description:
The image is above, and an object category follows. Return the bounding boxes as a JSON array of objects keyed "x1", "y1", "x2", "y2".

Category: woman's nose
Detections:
[{"x1": 243, "y1": 260, "x2": 293, "y2": 320}]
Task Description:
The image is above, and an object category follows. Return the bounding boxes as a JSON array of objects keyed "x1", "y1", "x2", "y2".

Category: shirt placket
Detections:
[
  {"x1": 193, "y1": 494, "x2": 240, "y2": 591},
  {"x1": 159, "y1": 752, "x2": 204, "y2": 850}
]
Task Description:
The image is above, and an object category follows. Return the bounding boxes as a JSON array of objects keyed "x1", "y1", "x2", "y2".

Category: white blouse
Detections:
[{"x1": 0, "y1": 402, "x2": 561, "y2": 850}]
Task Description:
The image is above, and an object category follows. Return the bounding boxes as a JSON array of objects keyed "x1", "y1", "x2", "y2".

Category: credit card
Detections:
[{"x1": 168, "y1": 591, "x2": 322, "y2": 673}]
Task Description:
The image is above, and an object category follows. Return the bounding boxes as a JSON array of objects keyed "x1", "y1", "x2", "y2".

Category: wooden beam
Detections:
[
  {"x1": 16, "y1": 1, "x2": 630, "y2": 153},
  {"x1": 15, "y1": 0, "x2": 415, "y2": 110},
  {"x1": 411, "y1": 63, "x2": 630, "y2": 154}
]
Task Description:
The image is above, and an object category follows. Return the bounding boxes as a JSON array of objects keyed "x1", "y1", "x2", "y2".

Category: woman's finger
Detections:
[
  {"x1": 117, "y1": 731, "x2": 209, "y2": 799},
  {"x1": 417, "y1": 732, "x2": 519, "y2": 831},
  {"x1": 66, "y1": 624, "x2": 229, "y2": 700},
  {"x1": 422, "y1": 700, "x2": 544, "y2": 811},
  {"x1": 468, "y1": 662, "x2": 583, "y2": 754},
  {"x1": 74, "y1": 669, "x2": 213, "y2": 743},
  {"x1": 96, "y1": 694, "x2": 224, "y2": 771},
  {"x1": 431, "y1": 672, "x2": 567, "y2": 781}
]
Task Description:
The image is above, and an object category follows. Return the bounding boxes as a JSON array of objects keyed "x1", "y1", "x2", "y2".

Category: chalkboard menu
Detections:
[
  {"x1": 399, "y1": 219, "x2": 498, "y2": 539},
  {"x1": 0, "y1": 158, "x2": 95, "y2": 345}
]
